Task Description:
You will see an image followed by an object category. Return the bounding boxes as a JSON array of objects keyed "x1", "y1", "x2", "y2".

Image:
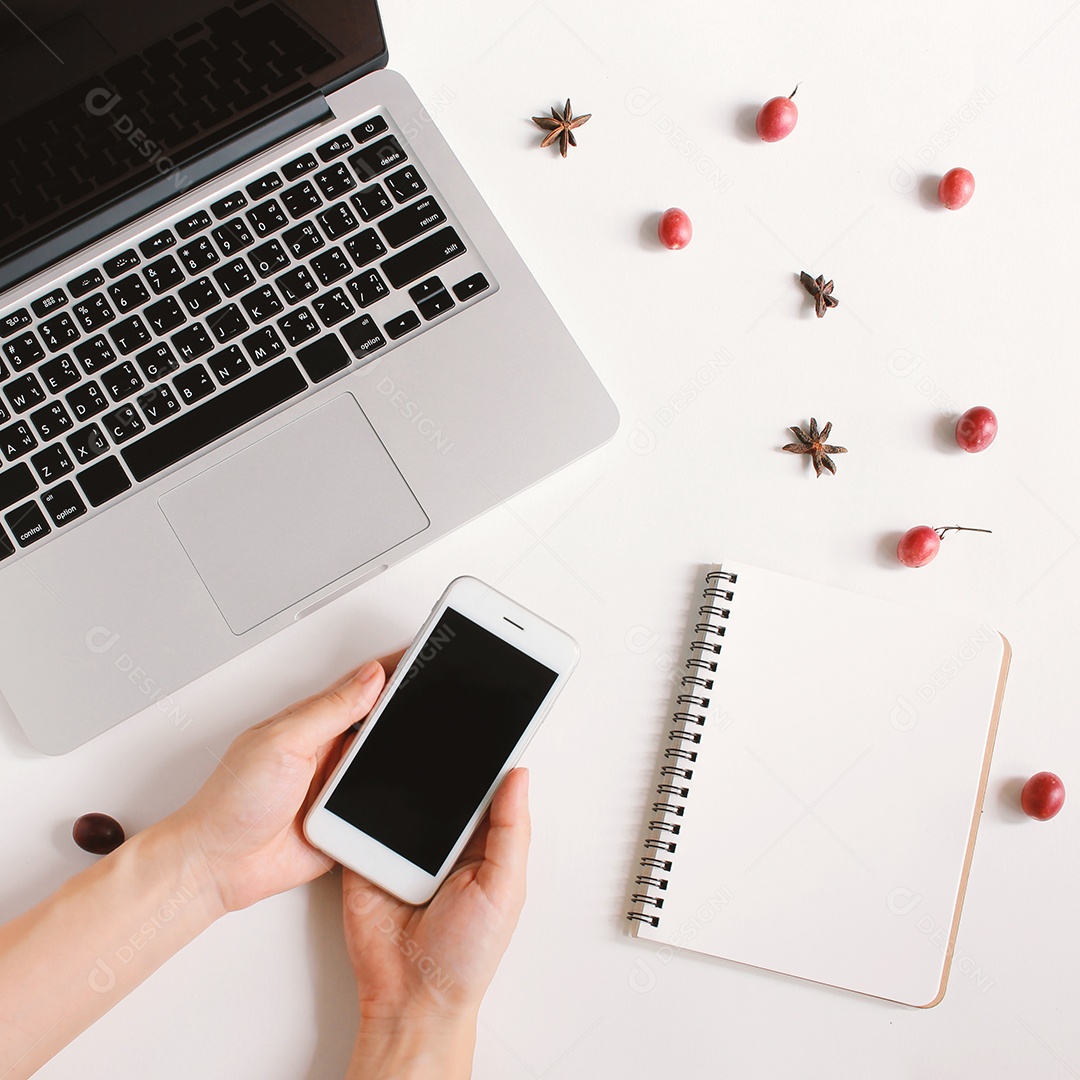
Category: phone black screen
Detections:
[{"x1": 325, "y1": 607, "x2": 558, "y2": 875}]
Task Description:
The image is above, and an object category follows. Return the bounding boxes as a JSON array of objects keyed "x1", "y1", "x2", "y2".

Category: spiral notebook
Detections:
[{"x1": 626, "y1": 562, "x2": 1011, "y2": 1007}]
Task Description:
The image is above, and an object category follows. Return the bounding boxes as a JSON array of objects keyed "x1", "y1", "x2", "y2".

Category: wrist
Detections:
[
  {"x1": 348, "y1": 1011, "x2": 478, "y2": 1080},
  {"x1": 134, "y1": 816, "x2": 228, "y2": 926}
]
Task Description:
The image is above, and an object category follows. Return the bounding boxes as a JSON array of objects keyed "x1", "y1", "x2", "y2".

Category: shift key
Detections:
[{"x1": 381, "y1": 228, "x2": 466, "y2": 290}]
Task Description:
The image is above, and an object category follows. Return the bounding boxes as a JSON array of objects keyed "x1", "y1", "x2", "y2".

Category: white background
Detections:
[{"x1": 3, "y1": 0, "x2": 1079, "y2": 1076}]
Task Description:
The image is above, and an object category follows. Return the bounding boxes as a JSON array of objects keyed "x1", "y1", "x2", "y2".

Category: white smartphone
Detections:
[{"x1": 304, "y1": 576, "x2": 579, "y2": 904}]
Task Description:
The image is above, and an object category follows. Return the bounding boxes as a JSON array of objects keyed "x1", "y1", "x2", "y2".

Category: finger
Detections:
[
  {"x1": 475, "y1": 768, "x2": 531, "y2": 893},
  {"x1": 273, "y1": 660, "x2": 386, "y2": 752}
]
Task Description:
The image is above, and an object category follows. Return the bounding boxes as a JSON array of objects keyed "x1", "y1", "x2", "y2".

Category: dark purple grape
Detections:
[{"x1": 72, "y1": 813, "x2": 126, "y2": 855}]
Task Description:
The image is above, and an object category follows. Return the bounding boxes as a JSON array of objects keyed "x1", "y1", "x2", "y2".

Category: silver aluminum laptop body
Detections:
[{"x1": 0, "y1": 4, "x2": 617, "y2": 753}]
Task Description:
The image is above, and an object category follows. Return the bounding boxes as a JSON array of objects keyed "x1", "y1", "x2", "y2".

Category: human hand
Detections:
[
  {"x1": 157, "y1": 654, "x2": 400, "y2": 915},
  {"x1": 342, "y1": 768, "x2": 531, "y2": 1078}
]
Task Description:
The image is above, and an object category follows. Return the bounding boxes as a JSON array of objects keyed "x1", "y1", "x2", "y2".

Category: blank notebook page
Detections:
[{"x1": 632, "y1": 562, "x2": 1008, "y2": 1007}]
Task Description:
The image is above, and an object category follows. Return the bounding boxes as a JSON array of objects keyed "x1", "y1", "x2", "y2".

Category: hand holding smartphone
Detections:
[{"x1": 304, "y1": 577, "x2": 578, "y2": 904}]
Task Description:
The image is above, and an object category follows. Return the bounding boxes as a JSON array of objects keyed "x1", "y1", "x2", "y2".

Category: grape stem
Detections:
[
  {"x1": 789, "y1": 83, "x2": 801, "y2": 99},
  {"x1": 935, "y1": 525, "x2": 992, "y2": 539}
]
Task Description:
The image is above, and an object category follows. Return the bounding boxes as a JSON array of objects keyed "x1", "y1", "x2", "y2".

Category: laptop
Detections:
[{"x1": 0, "y1": 0, "x2": 618, "y2": 754}]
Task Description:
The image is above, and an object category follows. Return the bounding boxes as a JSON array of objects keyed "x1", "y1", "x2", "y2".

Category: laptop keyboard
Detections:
[{"x1": 0, "y1": 113, "x2": 495, "y2": 560}]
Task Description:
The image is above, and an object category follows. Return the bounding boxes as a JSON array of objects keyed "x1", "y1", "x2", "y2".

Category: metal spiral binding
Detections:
[{"x1": 626, "y1": 568, "x2": 737, "y2": 928}]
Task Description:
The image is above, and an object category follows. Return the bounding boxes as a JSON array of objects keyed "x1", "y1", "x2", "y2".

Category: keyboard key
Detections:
[
  {"x1": 317, "y1": 202, "x2": 359, "y2": 241},
  {"x1": 5, "y1": 501, "x2": 50, "y2": 547},
  {"x1": 277, "y1": 307, "x2": 320, "y2": 347},
  {"x1": 4, "y1": 373, "x2": 46, "y2": 414},
  {"x1": 124, "y1": 359, "x2": 308, "y2": 483},
  {"x1": 138, "y1": 385, "x2": 181, "y2": 425},
  {"x1": 386, "y1": 165, "x2": 427, "y2": 203},
  {"x1": 453, "y1": 273, "x2": 490, "y2": 301},
  {"x1": 108, "y1": 315, "x2": 152, "y2": 355},
  {"x1": 178, "y1": 236, "x2": 220, "y2": 274},
  {"x1": 310, "y1": 247, "x2": 352, "y2": 286},
  {"x1": 30, "y1": 401, "x2": 72, "y2": 441},
  {"x1": 340, "y1": 315, "x2": 386, "y2": 362},
  {"x1": 179, "y1": 277, "x2": 222, "y2": 317},
  {"x1": 379, "y1": 196, "x2": 447, "y2": 249},
  {"x1": 108, "y1": 274, "x2": 151, "y2": 315},
  {"x1": 315, "y1": 163, "x2": 356, "y2": 200},
  {"x1": 31, "y1": 444, "x2": 73, "y2": 484},
  {"x1": 0, "y1": 399, "x2": 7, "y2": 424},
  {"x1": 4, "y1": 331, "x2": 45, "y2": 371},
  {"x1": 312, "y1": 287, "x2": 354, "y2": 327},
  {"x1": 176, "y1": 210, "x2": 213, "y2": 239},
  {"x1": 139, "y1": 229, "x2": 176, "y2": 258},
  {"x1": 417, "y1": 290, "x2": 455, "y2": 320},
  {"x1": 1, "y1": 310, "x2": 31, "y2": 338},
  {"x1": 282, "y1": 153, "x2": 319, "y2": 182},
  {"x1": 207, "y1": 304, "x2": 249, "y2": 343},
  {"x1": 143, "y1": 254, "x2": 185, "y2": 294},
  {"x1": 145, "y1": 295, "x2": 187, "y2": 336},
  {"x1": 135, "y1": 342, "x2": 180, "y2": 383},
  {"x1": 0, "y1": 527, "x2": 11, "y2": 560},
  {"x1": 242, "y1": 327, "x2": 286, "y2": 365},
  {"x1": 298, "y1": 334, "x2": 350, "y2": 383},
  {"x1": 40, "y1": 354, "x2": 81, "y2": 394},
  {"x1": 77, "y1": 456, "x2": 131, "y2": 507},
  {"x1": 104, "y1": 250, "x2": 140, "y2": 278},
  {"x1": 41, "y1": 481, "x2": 87, "y2": 528},
  {"x1": 246, "y1": 172, "x2": 282, "y2": 200},
  {"x1": 408, "y1": 277, "x2": 445, "y2": 304},
  {"x1": 208, "y1": 345, "x2": 250, "y2": 386},
  {"x1": 212, "y1": 218, "x2": 255, "y2": 255},
  {"x1": 68, "y1": 269, "x2": 105, "y2": 299},
  {"x1": 249, "y1": 239, "x2": 290, "y2": 278},
  {"x1": 74, "y1": 336, "x2": 116, "y2": 374},
  {"x1": 172, "y1": 323, "x2": 214, "y2": 363},
  {"x1": 211, "y1": 191, "x2": 248, "y2": 219},
  {"x1": 346, "y1": 269, "x2": 389, "y2": 308},
  {"x1": 0, "y1": 419, "x2": 37, "y2": 460},
  {"x1": 0, "y1": 462, "x2": 37, "y2": 510},
  {"x1": 38, "y1": 313, "x2": 81, "y2": 354},
  {"x1": 384, "y1": 311, "x2": 421, "y2": 340},
  {"x1": 349, "y1": 135, "x2": 407, "y2": 182},
  {"x1": 351, "y1": 184, "x2": 393, "y2": 222},
  {"x1": 102, "y1": 404, "x2": 145, "y2": 444},
  {"x1": 67, "y1": 423, "x2": 109, "y2": 465},
  {"x1": 65, "y1": 382, "x2": 108, "y2": 423},
  {"x1": 275, "y1": 267, "x2": 318, "y2": 305},
  {"x1": 173, "y1": 364, "x2": 215, "y2": 404},
  {"x1": 32, "y1": 288, "x2": 68, "y2": 318},
  {"x1": 282, "y1": 181, "x2": 323, "y2": 220},
  {"x1": 247, "y1": 199, "x2": 289, "y2": 237},
  {"x1": 317, "y1": 133, "x2": 354, "y2": 161},
  {"x1": 239, "y1": 283, "x2": 286, "y2": 325},
  {"x1": 351, "y1": 115, "x2": 388, "y2": 144},
  {"x1": 101, "y1": 361, "x2": 144, "y2": 402},
  {"x1": 66, "y1": 382, "x2": 109, "y2": 422},
  {"x1": 282, "y1": 221, "x2": 324, "y2": 259},
  {"x1": 72, "y1": 293, "x2": 116, "y2": 333},
  {"x1": 381, "y1": 228, "x2": 467, "y2": 290},
  {"x1": 213, "y1": 258, "x2": 257, "y2": 298},
  {"x1": 345, "y1": 229, "x2": 386, "y2": 267}
]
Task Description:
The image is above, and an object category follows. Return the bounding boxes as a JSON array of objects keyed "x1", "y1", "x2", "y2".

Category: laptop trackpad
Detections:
[{"x1": 159, "y1": 394, "x2": 429, "y2": 635}]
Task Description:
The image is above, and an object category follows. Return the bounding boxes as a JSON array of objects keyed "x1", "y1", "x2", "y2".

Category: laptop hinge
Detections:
[{"x1": 0, "y1": 90, "x2": 334, "y2": 296}]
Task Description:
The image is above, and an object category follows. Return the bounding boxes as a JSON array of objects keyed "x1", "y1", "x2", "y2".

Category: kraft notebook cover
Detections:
[{"x1": 626, "y1": 561, "x2": 1010, "y2": 1007}]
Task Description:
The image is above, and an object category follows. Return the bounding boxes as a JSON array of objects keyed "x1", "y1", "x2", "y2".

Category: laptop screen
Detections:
[{"x1": 0, "y1": 0, "x2": 386, "y2": 283}]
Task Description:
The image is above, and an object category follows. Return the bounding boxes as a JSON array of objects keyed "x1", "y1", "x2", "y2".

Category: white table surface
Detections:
[{"x1": 4, "y1": 1, "x2": 1079, "y2": 1076}]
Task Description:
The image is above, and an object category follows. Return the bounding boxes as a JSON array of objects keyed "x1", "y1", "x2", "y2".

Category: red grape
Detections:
[
  {"x1": 73, "y1": 813, "x2": 126, "y2": 855},
  {"x1": 658, "y1": 207, "x2": 692, "y2": 250},
  {"x1": 938, "y1": 167, "x2": 975, "y2": 210},
  {"x1": 756, "y1": 91, "x2": 798, "y2": 142},
  {"x1": 955, "y1": 406, "x2": 997, "y2": 453},
  {"x1": 1021, "y1": 772, "x2": 1065, "y2": 820},
  {"x1": 897, "y1": 526, "x2": 940, "y2": 567}
]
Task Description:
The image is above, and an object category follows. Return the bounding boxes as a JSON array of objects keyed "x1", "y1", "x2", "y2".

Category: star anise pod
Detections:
[
  {"x1": 799, "y1": 271, "x2": 838, "y2": 318},
  {"x1": 782, "y1": 418, "x2": 848, "y2": 477},
  {"x1": 531, "y1": 98, "x2": 591, "y2": 158}
]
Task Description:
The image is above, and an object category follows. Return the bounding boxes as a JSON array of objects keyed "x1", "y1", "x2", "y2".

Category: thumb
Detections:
[{"x1": 276, "y1": 660, "x2": 386, "y2": 750}]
